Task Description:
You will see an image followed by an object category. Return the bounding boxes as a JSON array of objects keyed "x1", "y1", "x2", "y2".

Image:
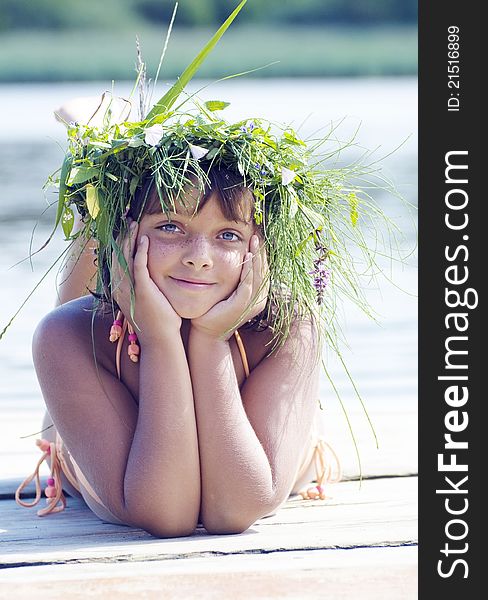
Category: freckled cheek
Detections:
[
  {"x1": 217, "y1": 248, "x2": 245, "y2": 279},
  {"x1": 145, "y1": 238, "x2": 182, "y2": 276}
]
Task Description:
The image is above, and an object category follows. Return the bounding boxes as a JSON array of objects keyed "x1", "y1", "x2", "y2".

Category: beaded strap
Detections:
[
  {"x1": 15, "y1": 438, "x2": 67, "y2": 516},
  {"x1": 298, "y1": 438, "x2": 342, "y2": 500}
]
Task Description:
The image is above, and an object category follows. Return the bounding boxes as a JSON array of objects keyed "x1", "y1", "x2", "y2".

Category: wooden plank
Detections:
[
  {"x1": 0, "y1": 547, "x2": 418, "y2": 600},
  {"x1": 1, "y1": 477, "x2": 417, "y2": 567}
]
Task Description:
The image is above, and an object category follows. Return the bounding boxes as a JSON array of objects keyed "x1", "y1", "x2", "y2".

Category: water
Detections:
[{"x1": 0, "y1": 78, "x2": 417, "y2": 478}]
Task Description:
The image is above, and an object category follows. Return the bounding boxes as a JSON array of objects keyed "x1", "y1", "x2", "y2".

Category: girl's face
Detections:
[{"x1": 137, "y1": 189, "x2": 257, "y2": 319}]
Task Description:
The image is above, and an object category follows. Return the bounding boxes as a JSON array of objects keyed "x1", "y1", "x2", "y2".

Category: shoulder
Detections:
[
  {"x1": 239, "y1": 316, "x2": 322, "y2": 374},
  {"x1": 33, "y1": 296, "x2": 113, "y2": 368}
]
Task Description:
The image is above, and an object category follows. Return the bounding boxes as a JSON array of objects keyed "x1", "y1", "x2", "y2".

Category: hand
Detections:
[
  {"x1": 111, "y1": 221, "x2": 182, "y2": 344},
  {"x1": 191, "y1": 234, "x2": 270, "y2": 340}
]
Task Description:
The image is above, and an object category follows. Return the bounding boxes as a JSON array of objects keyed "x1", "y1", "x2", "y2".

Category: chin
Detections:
[
  {"x1": 167, "y1": 298, "x2": 214, "y2": 320},
  {"x1": 174, "y1": 307, "x2": 208, "y2": 320}
]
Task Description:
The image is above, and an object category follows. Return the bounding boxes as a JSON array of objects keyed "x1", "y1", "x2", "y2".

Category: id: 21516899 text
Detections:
[{"x1": 447, "y1": 25, "x2": 461, "y2": 112}]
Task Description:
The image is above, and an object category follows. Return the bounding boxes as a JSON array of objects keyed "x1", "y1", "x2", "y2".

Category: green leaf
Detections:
[
  {"x1": 56, "y1": 155, "x2": 72, "y2": 231},
  {"x1": 129, "y1": 175, "x2": 140, "y2": 196},
  {"x1": 348, "y1": 192, "x2": 359, "y2": 226},
  {"x1": 146, "y1": 0, "x2": 248, "y2": 121},
  {"x1": 205, "y1": 147, "x2": 220, "y2": 160},
  {"x1": 68, "y1": 166, "x2": 99, "y2": 186},
  {"x1": 37, "y1": 154, "x2": 72, "y2": 253},
  {"x1": 61, "y1": 206, "x2": 74, "y2": 239},
  {"x1": 86, "y1": 184, "x2": 100, "y2": 219},
  {"x1": 295, "y1": 233, "x2": 313, "y2": 257},
  {"x1": 204, "y1": 100, "x2": 231, "y2": 112}
]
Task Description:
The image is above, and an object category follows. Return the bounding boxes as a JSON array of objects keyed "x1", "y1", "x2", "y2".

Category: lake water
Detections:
[{"x1": 0, "y1": 78, "x2": 417, "y2": 479}]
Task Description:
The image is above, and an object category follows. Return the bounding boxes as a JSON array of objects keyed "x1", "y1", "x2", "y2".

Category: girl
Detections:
[
  {"x1": 12, "y1": 5, "x2": 379, "y2": 536},
  {"x1": 16, "y1": 154, "x2": 339, "y2": 538}
]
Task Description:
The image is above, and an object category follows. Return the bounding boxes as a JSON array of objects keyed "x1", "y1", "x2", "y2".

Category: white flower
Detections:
[
  {"x1": 189, "y1": 144, "x2": 209, "y2": 160},
  {"x1": 144, "y1": 124, "x2": 165, "y2": 147},
  {"x1": 281, "y1": 167, "x2": 296, "y2": 186}
]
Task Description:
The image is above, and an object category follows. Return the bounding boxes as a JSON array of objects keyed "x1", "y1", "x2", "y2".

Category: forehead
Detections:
[{"x1": 149, "y1": 188, "x2": 254, "y2": 224}]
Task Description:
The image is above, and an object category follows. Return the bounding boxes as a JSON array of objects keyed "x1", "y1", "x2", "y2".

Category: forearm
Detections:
[
  {"x1": 188, "y1": 328, "x2": 274, "y2": 532},
  {"x1": 124, "y1": 334, "x2": 200, "y2": 535},
  {"x1": 55, "y1": 220, "x2": 98, "y2": 306}
]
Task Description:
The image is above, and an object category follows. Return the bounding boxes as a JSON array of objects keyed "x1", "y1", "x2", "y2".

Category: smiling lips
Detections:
[{"x1": 170, "y1": 276, "x2": 215, "y2": 289}]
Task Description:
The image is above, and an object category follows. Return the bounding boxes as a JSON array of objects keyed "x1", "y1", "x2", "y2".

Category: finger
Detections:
[
  {"x1": 133, "y1": 234, "x2": 150, "y2": 285},
  {"x1": 240, "y1": 250, "x2": 254, "y2": 288}
]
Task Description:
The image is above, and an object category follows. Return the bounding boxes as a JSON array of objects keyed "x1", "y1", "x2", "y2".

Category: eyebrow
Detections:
[{"x1": 152, "y1": 212, "x2": 252, "y2": 227}]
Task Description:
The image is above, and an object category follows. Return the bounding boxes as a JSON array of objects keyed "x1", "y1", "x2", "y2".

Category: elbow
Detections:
[
  {"x1": 203, "y1": 516, "x2": 254, "y2": 536},
  {"x1": 124, "y1": 500, "x2": 200, "y2": 539},
  {"x1": 128, "y1": 511, "x2": 198, "y2": 539},
  {"x1": 142, "y1": 522, "x2": 197, "y2": 539},
  {"x1": 202, "y1": 503, "x2": 271, "y2": 535}
]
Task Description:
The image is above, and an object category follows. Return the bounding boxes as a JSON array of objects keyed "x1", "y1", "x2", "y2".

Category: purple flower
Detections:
[
  {"x1": 254, "y1": 163, "x2": 268, "y2": 176},
  {"x1": 240, "y1": 121, "x2": 256, "y2": 135},
  {"x1": 309, "y1": 260, "x2": 331, "y2": 304}
]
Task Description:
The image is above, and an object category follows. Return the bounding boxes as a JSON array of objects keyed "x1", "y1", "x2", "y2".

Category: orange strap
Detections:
[
  {"x1": 233, "y1": 330, "x2": 250, "y2": 378},
  {"x1": 15, "y1": 439, "x2": 67, "y2": 516}
]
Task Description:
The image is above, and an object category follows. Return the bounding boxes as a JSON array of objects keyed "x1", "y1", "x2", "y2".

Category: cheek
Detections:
[
  {"x1": 146, "y1": 238, "x2": 181, "y2": 273},
  {"x1": 217, "y1": 248, "x2": 246, "y2": 280}
]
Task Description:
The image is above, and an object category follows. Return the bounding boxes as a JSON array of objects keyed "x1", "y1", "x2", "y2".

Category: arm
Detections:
[
  {"x1": 55, "y1": 214, "x2": 98, "y2": 306},
  {"x1": 34, "y1": 307, "x2": 200, "y2": 538},
  {"x1": 189, "y1": 319, "x2": 321, "y2": 534},
  {"x1": 37, "y1": 229, "x2": 201, "y2": 538}
]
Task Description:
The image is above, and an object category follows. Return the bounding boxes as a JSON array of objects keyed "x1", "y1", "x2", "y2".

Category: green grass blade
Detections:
[{"x1": 146, "y1": 0, "x2": 247, "y2": 121}]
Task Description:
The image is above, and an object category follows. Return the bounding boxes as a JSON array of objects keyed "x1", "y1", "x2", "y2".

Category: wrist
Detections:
[
  {"x1": 189, "y1": 324, "x2": 233, "y2": 344},
  {"x1": 136, "y1": 323, "x2": 182, "y2": 347}
]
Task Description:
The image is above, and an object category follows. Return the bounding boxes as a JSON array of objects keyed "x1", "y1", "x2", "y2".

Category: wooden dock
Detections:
[{"x1": 0, "y1": 474, "x2": 417, "y2": 599}]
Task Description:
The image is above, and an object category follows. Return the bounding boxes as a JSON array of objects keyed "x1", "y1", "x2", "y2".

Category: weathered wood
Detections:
[
  {"x1": 0, "y1": 547, "x2": 418, "y2": 599},
  {"x1": 1, "y1": 476, "x2": 417, "y2": 568}
]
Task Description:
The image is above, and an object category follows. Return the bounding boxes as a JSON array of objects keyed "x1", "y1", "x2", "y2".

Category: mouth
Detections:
[{"x1": 170, "y1": 276, "x2": 216, "y2": 290}]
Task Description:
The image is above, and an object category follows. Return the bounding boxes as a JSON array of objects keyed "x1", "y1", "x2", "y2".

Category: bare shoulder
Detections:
[
  {"x1": 239, "y1": 317, "x2": 321, "y2": 374},
  {"x1": 33, "y1": 296, "x2": 113, "y2": 370}
]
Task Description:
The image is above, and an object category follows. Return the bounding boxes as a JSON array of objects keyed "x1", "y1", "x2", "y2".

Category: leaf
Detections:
[
  {"x1": 284, "y1": 131, "x2": 306, "y2": 146},
  {"x1": 86, "y1": 184, "x2": 100, "y2": 219},
  {"x1": 146, "y1": 0, "x2": 248, "y2": 121},
  {"x1": 205, "y1": 147, "x2": 220, "y2": 160},
  {"x1": 204, "y1": 100, "x2": 231, "y2": 112},
  {"x1": 36, "y1": 154, "x2": 73, "y2": 254},
  {"x1": 295, "y1": 233, "x2": 313, "y2": 257},
  {"x1": 61, "y1": 206, "x2": 74, "y2": 239},
  {"x1": 56, "y1": 155, "x2": 72, "y2": 230},
  {"x1": 348, "y1": 192, "x2": 359, "y2": 226},
  {"x1": 68, "y1": 166, "x2": 99, "y2": 186},
  {"x1": 130, "y1": 176, "x2": 140, "y2": 196}
]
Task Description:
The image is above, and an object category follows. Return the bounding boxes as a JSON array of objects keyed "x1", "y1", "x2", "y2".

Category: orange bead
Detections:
[
  {"x1": 109, "y1": 324, "x2": 122, "y2": 342},
  {"x1": 45, "y1": 486, "x2": 57, "y2": 498},
  {"x1": 306, "y1": 487, "x2": 319, "y2": 499},
  {"x1": 36, "y1": 439, "x2": 50, "y2": 452}
]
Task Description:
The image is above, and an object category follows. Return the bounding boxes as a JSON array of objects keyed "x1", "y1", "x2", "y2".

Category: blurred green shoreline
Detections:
[{"x1": 0, "y1": 25, "x2": 417, "y2": 82}]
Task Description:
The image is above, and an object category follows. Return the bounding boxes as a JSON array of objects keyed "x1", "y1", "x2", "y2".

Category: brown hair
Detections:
[{"x1": 93, "y1": 165, "x2": 270, "y2": 331}]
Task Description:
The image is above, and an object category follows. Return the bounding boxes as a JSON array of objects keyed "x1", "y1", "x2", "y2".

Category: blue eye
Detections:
[
  {"x1": 158, "y1": 223, "x2": 180, "y2": 233},
  {"x1": 221, "y1": 231, "x2": 240, "y2": 241}
]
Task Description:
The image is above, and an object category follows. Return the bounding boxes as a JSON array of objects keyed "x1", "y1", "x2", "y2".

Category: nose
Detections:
[{"x1": 181, "y1": 236, "x2": 214, "y2": 270}]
